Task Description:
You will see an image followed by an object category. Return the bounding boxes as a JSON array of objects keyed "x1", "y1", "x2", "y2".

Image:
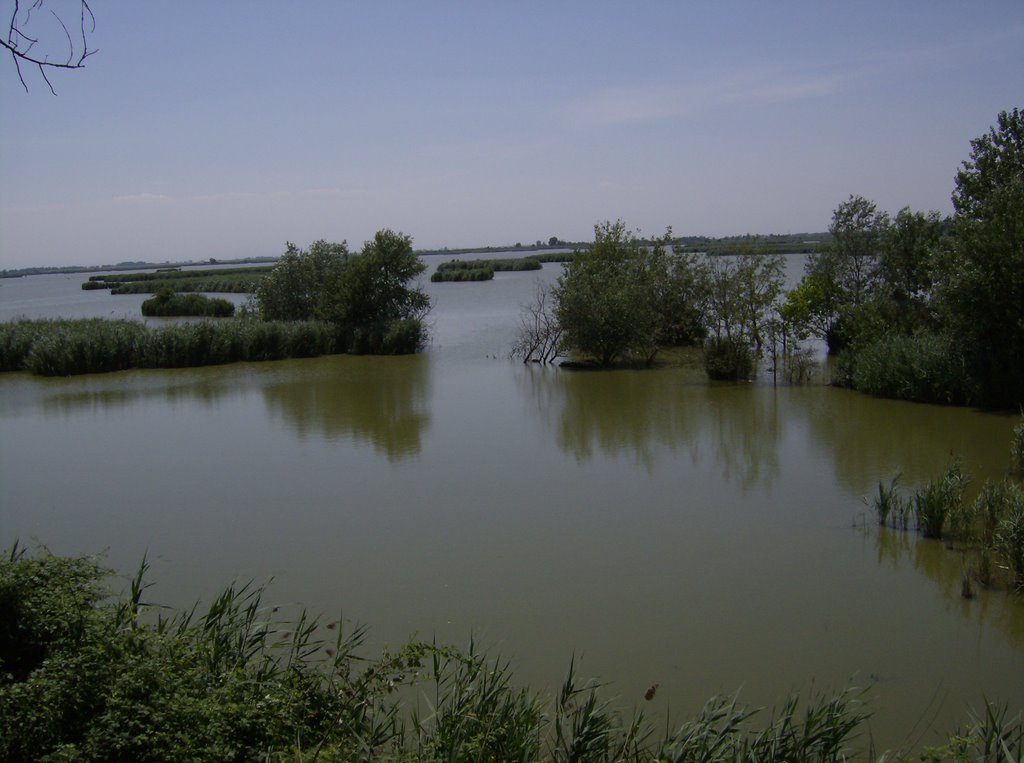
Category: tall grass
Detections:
[
  {"x1": 0, "y1": 317, "x2": 338, "y2": 376},
  {"x1": 3, "y1": 548, "x2": 1022, "y2": 762},
  {"x1": 435, "y1": 258, "x2": 542, "y2": 273},
  {"x1": 141, "y1": 291, "x2": 235, "y2": 317},
  {"x1": 1011, "y1": 418, "x2": 1024, "y2": 476},
  {"x1": 913, "y1": 460, "x2": 968, "y2": 539},
  {"x1": 849, "y1": 333, "x2": 977, "y2": 406}
]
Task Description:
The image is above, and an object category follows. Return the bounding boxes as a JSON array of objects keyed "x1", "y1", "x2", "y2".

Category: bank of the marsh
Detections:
[{"x1": 1, "y1": 548, "x2": 1021, "y2": 762}]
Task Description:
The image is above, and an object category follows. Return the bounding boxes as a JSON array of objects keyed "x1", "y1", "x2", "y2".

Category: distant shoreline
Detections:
[{"x1": 0, "y1": 232, "x2": 830, "y2": 279}]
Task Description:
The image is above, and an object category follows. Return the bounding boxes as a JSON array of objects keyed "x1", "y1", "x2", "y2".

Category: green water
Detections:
[{"x1": 1, "y1": 259, "x2": 1021, "y2": 749}]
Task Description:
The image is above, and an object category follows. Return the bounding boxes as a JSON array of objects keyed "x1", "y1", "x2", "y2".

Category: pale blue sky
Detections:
[{"x1": 1, "y1": 1, "x2": 1021, "y2": 269}]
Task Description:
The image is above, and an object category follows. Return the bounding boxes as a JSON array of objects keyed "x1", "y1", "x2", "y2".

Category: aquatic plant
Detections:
[
  {"x1": 848, "y1": 333, "x2": 976, "y2": 405},
  {"x1": 1011, "y1": 418, "x2": 1024, "y2": 476},
  {"x1": 0, "y1": 317, "x2": 339, "y2": 376},
  {"x1": 995, "y1": 490, "x2": 1024, "y2": 591},
  {"x1": 870, "y1": 473, "x2": 903, "y2": 527},
  {"x1": 141, "y1": 291, "x2": 235, "y2": 317},
  {"x1": 914, "y1": 460, "x2": 968, "y2": 539}
]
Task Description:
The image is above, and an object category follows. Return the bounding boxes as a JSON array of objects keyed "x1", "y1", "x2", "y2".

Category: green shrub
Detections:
[{"x1": 703, "y1": 337, "x2": 755, "y2": 381}]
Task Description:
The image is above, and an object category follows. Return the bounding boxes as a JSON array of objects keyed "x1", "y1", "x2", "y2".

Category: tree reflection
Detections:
[
  {"x1": 874, "y1": 527, "x2": 1024, "y2": 649},
  {"x1": 262, "y1": 355, "x2": 431, "y2": 460},
  {"x1": 793, "y1": 386, "x2": 1016, "y2": 496},
  {"x1": 516, "y1": 361, "x2": 781, "y2": 490}
]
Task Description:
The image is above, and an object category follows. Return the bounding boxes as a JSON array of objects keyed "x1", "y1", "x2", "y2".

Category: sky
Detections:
[{"x1": 1, "y1": 1, "x2": 1022, "y2": 270}]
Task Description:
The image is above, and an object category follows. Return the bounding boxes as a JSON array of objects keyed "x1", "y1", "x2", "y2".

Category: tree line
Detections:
[{"x1": 515, "y1": 108, "x2": 1023, "y2": 410}]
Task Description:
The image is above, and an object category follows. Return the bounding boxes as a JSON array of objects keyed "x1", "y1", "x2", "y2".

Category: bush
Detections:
[{"x1": 703, "y1": 337, "x2": 755, "y2": 380}]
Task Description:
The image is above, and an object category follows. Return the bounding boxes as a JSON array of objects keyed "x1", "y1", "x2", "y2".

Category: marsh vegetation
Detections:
[{"x1": 3, "y1": 548, "x2": 1021, "y2": 762}]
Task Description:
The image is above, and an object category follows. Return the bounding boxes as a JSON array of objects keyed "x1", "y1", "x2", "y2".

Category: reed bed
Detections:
[
  {"x1": 849, "y1": 333, "x2": 977, "y2": 406},
  {"x1": 435, "y1": 257, "x2": 543, "y2": 273},
  {"x1": 141, "y1": 292, "x2": 235, "y2": 317},
  {"x1": 108, "y1": 274, "x2": 265, "y2": 294},
  {"x1": 0, "y1": 317, "x2": 338, "y2": 376},
  {"x1": 86, "y1": 266, "x2": 273, "y2": 284},
  {"x1": 430, "y1": 267, "x2": 494, "y2": 282},
  {"x1": 5, "y1": 546, "x2": 1021, "y2": 762}
]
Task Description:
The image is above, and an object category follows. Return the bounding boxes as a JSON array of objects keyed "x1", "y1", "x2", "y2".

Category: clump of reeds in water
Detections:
[
  {"x1": 868, "y1": 443, "x2": 1024, "y2": 595},
  {"x1": 141, "y1": 290, "x2": 235, "y2": 317},
  {"x1": 0, "y1": 317, "x2": 339, "y2": 376},
  {"x1": 913, "y1": 459, "x2": 968, "y2": 539}
]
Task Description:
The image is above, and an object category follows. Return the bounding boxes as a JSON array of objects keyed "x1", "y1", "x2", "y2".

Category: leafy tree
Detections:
[
  {"x1": 255, "y1": 240, "x2": 349, "y2": 322},
  {"x1": 255, "y1": 231, "x2": 429, "y2": 354},
  {"x1": 937, "y1": 108, "x2": 1024, "y2": 407},
  {"x1": 703, "y1": 253, "x2": 785, "y2": 380},
  {"x1": 551, "y1": 221, "x2": 705, "y2": 366},
  {"x1": 325, "y1": 229, "x2": 430, "y2": 354},
  {"x1": 788, "y1": 195, "x2": 890, "y2": 352}
]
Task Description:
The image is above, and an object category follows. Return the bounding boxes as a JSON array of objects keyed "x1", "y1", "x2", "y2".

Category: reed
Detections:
[
  {"x1": 2, "y1": 317, "x2": 338, "y2": 376},
  {"x1": 870, "y1": 473, "x2": 902, "y2": 527},
  {"x1": 430, "y1": 267, "x2": 494, "y2": 282},
  {"x1": 1011, "y1": 418, "x2": 1024, "y2": 475},
  {"x1": 913, "y1": 460, "x2": 968, "y2": 539},
  {"x1": 435, "y1": 258, "x2": 542, "y2": 273},
  {"x1": 995, "y1": 486, "x2": 1024, "y2": 591},
  {"x1": 141, "y1": 291, "x2": 235, "y2": 317},
  {"x1": 850, "y1": 333, "x2": 976, "y2": 406}
]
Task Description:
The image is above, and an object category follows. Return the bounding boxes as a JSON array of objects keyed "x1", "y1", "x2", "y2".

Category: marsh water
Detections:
[{"x1": 1, "y1": 256, "x2": 1022, "y2": 749}]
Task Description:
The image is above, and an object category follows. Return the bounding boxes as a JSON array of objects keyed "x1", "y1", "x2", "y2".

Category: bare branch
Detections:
[{"x1": 3, "y1": 0, "x2": 95, "y2": 92}]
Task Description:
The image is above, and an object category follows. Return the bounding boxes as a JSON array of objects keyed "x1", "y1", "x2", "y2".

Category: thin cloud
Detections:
[{"x1": 562, "y1": 66, "x2": 845, "y2": 127}]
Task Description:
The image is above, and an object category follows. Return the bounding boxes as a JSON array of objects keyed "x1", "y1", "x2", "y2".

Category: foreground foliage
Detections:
[{"x1": 2, "y1": 548, "x2": 1021, "y2": 761}]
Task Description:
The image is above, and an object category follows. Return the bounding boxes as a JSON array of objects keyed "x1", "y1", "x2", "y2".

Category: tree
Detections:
[
  {"x1": 255, "y1": 240, "x2": 350, "y2": 322},
  {"x1": 938, "y1": 108, "x2": 1024, "y2": 407},
  {"x1": 324, "y1": 229, "x2": 430, "y2": 353},
  {"x1": 511, "y1": 281, "x2": 562, "y2": 363},
  {"x1": 703, "y1": 253, "x2": 785, "y2": 380},
  {"x1": 789, "y1": 195, "x2": 890, "y2": 352},
  {"x1": 3, "y1": 0, "x2": 95, "y2": 94},
  {"x1": 254, "y1": 231, "x2": 430, "y2": 354},
  {"x1": 551, "y1": 221, "x2": 705, "y2": 366}
]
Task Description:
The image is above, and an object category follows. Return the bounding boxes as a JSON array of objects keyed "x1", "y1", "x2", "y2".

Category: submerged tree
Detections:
[
  {"x1": 255, "y1": 231, "x2": 430, "y2": 354},
  {"x1": 551, "y1": 221, "x2": 706, "y2": 366},
  {"x1": 703, "y1": 252, "x2": 785, "y2": 380},
  {"x1": 785, "y1": 195, "x2": 890, "y2": 353}
]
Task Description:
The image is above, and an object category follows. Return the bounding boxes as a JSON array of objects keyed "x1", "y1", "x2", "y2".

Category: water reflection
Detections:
[
  {"x1": 262, "y1": 355, "x2": 430, "y2": 460},
  {"x1": 517, "y1": 360, "x2": 781, "y2": 490},
  {"x1": 874, "y1": 527, "x2": 1024, "y2": 650},
  {"x1": 796, "y1": 387, "x2": 1017, "y2": 496}
]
